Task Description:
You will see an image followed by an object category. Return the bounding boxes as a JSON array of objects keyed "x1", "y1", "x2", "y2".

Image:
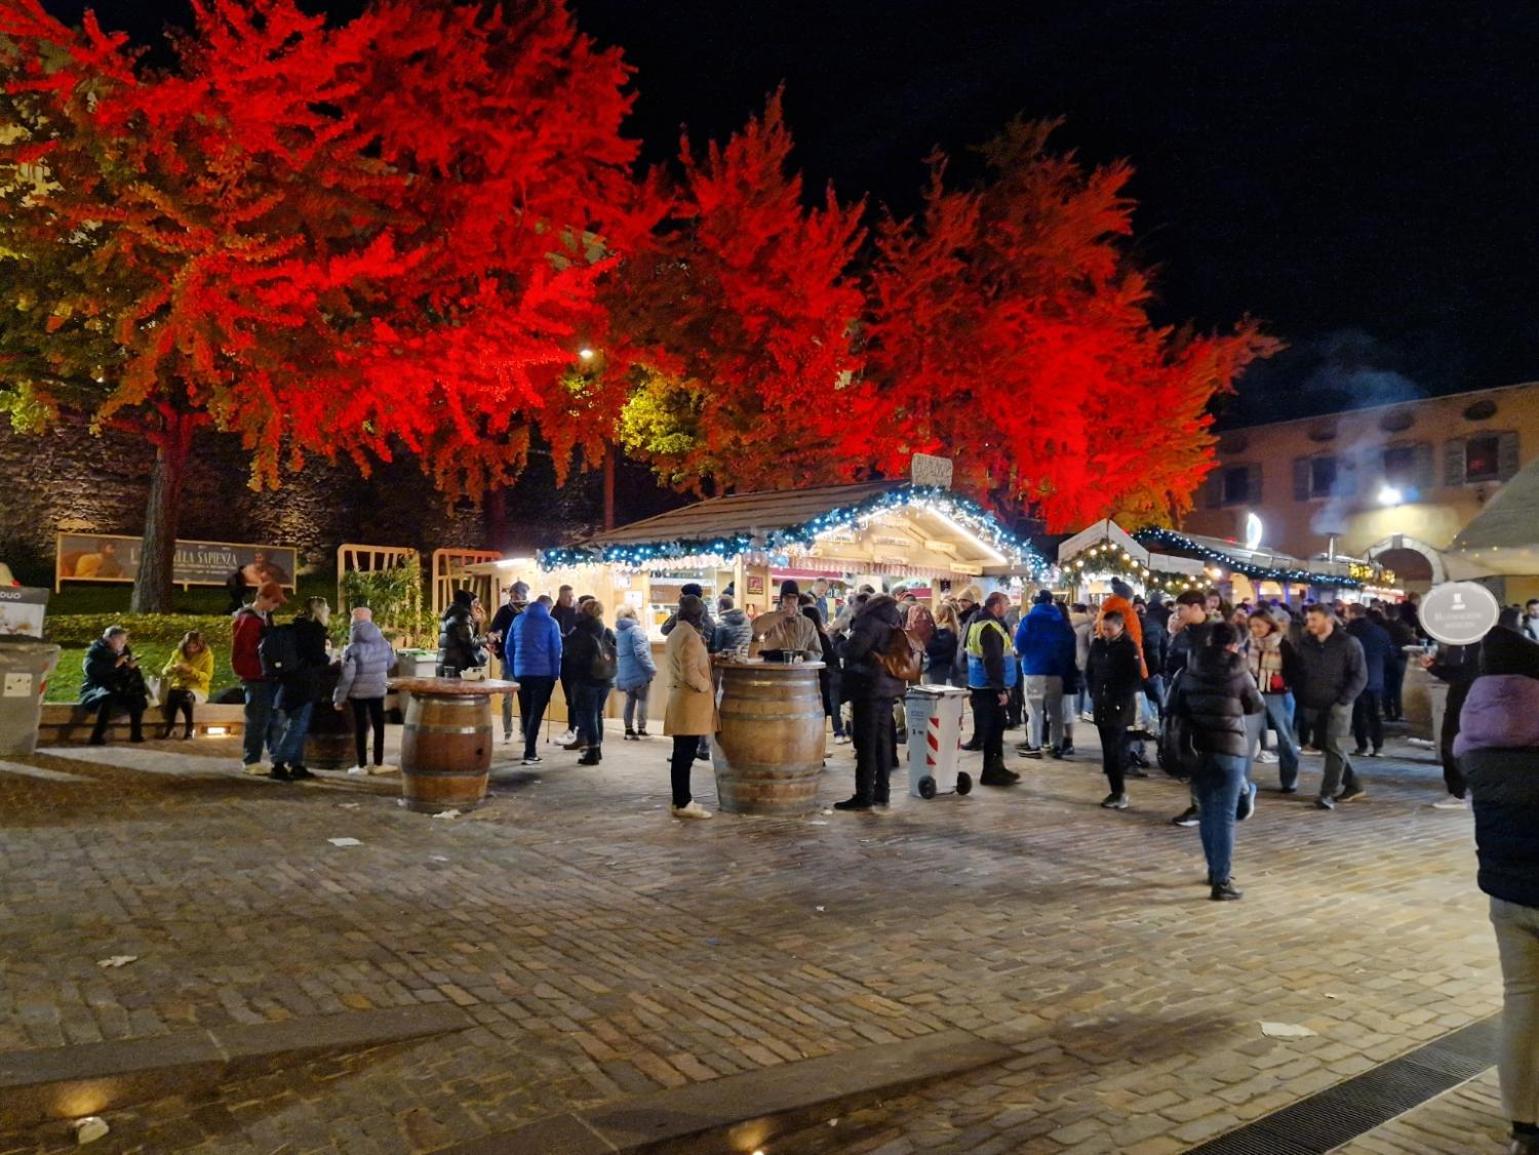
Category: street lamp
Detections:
[{"x1": 578, "y1": 347, "x2": 596, "y2": 362}]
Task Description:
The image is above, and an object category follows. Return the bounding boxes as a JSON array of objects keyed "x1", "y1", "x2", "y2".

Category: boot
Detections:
[
  {"x1": 833, "y1": 796, "x2": 872, "y2": 812},
  {"x1": 578, "y1": 748, "x2": 602, "y2": 766}
]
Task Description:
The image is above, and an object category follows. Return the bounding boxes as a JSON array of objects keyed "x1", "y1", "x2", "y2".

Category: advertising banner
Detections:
[
  {"x1": 0, "y1": 586, "x2": 48, "y2": 637},
  {"x1": 55, "y1": 534, "x2": 297, "y2": 591}
]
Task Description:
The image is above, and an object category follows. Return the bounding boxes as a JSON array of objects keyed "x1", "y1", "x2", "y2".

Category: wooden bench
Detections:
[{"x1": 39, "y1": 702, "x2": 248, "y2": 745}]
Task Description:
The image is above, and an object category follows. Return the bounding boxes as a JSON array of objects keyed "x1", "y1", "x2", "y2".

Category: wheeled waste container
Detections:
[
  {"x1": 905, "y1": 684, "x2": 971, "y2": 799},
  {"x1": 0, "y1": 638, "x2": 61, "y2": 756}
]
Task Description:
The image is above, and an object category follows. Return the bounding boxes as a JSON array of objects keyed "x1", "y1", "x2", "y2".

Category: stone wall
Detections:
[{"x1": 0, "y1": 416, "x2": 673, "y2": 579}]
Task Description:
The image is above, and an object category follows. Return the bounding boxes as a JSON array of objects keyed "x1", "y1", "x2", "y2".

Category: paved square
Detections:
[{"x1": 0, "y1": 720, "x2": 1507, "y2": 1153}]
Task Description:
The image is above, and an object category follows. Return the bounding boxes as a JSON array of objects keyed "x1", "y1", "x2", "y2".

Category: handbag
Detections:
[{"x1": 876, "y1": 627, "x2": 923, "y2": 683}]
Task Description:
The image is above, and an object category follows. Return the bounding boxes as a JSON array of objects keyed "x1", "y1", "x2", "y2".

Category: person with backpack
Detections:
[
  {"x1": 836, "y1": 594, "x2": 913, "y2": 811},
  {"x1": 266, "y1": 596, "x2": 333, "y2": 781},
  {"x1": 1088, "y1": 610, "x2": 1142, "y2": 811},
  {"x1": 506, "y1": 594, "x2": 562, "y2": 767},
  {"x1": 1167, "y1": 622, "x2": 1265, "y2": 901},
  {"x1": 564, "y1": 599, "x2": 615, "y2": 765},
  {"x1": 964, "y1": 591, "x2": 1022, "y2": 788},
  {"x1": 233, "y1": 581, "x2": 287, "y2": 773},
  {"x1": 615, "y1": 605, "x2": 657, "y2": 740},
  {"x1": 1452, "y1": 624, "x2": 1539, "y2": 1155},
  {"x1": 332, "y1": 607, "x2": 397, "y2": 774}
]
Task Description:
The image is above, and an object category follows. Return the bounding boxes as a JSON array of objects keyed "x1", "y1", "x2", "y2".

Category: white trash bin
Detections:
[{"x1": 905, "y1": 684, "x2": 971, "y2": 799}]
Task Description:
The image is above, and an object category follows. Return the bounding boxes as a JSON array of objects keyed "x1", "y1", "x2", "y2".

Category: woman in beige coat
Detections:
[{"x1": 664, "y1": 595, "x2": 715, "y2": 819}]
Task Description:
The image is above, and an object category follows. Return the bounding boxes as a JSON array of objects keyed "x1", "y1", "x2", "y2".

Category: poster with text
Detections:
[{"x1": 56, "y1": 534, "x2": 297, "y2": 590}]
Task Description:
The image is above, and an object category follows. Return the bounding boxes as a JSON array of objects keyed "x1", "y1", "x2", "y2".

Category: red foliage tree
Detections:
[
  {"x1": 0, "y1": 0, "x2": 651, "y2": 608},
  {"x1": 856, "y1": 120, "x2": 1280, "y2": 531},
  {"x1": 609, "y1": 93, "x2": 866, "y2": 492}
]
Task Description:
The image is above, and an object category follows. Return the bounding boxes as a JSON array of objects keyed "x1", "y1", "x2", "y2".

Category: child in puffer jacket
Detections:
[{"x1": 1453, "y1": 624, "x2": 1539, "y2": 1155}]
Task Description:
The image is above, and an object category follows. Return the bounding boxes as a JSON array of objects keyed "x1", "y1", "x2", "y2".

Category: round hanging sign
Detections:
[{"x1": 1418, "y1": 581, "x2": 1501, "y2": 647}]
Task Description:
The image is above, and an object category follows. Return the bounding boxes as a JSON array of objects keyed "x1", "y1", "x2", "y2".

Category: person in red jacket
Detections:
[{"x1": 234, "y1": 581, "x2": 287, "y2": 773}]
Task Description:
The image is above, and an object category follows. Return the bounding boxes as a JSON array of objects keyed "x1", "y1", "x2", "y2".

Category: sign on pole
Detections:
[{"x1": 1419, "y1": 581, "x2": 1501, "y2": 647}]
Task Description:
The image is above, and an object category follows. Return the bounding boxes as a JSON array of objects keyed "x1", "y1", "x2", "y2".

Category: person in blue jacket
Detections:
[
  {"x1": 1015, "y1": 590, "x2": 1076, "y2": 758},
  {"x1": 1345, "y1": 603, "x2": 1394, "y2": 757},
  {"x1": 506, "y1": 595, "x2": 563, "y2": 766},
  {"x1": 614, "y1": 606, "x2": 658, "y2": 740}
]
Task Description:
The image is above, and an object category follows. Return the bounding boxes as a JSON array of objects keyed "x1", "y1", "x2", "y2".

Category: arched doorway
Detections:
[{"x1": 1365, "y1": 535, "x2": 1444, "y2": 590}]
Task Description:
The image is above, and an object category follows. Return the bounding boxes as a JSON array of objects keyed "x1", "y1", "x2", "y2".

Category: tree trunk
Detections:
[
  {"x1": 484, "y1": 488, "x2": 508, "y2": 550},
  {"x1": 603, "y1": 445, "x2": 616, "y2": 530},
  {"x1": 129, "y1": 412, "x2": 196, "y2": 614}
]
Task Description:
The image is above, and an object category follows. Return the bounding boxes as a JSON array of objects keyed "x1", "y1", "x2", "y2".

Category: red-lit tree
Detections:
[
  {"x1": 857, "y1": 120, "x2": 1279, "y2": 530},
  {"x1": 610, "y1": 94, "x2": 866, "y2": 492},
  {"x1": 0, "y1": 0, "x2": 651, "y2": 609}
]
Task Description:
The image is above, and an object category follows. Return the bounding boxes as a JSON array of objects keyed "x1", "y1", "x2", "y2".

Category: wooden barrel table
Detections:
[
  {"x1": 387, "y1": 677, "x2": 518, "y2": 813},
  {"x1": 712, "y1": 660, "x2": 826, "y2": 817}
]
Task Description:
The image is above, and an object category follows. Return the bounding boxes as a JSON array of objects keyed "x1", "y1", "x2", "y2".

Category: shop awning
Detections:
[{"x1": 538, "y1": 482, "x2": 1046, "y2": 577}]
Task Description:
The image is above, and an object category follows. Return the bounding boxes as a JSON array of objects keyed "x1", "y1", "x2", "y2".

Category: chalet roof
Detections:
[{"x1": 581, "y1": 481, "x2": 905, "y2": 547}]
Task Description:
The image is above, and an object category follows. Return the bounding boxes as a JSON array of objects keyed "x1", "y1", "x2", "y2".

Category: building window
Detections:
[
  {"x1": 1222, "y1": 465, "x2": 1251, "y2": 505},
  {"x1": 1465, "y1": 433, "x2": 1502, "y2": 482},
  {"x1": 1309, "y1": 456, "x2": 1337, "y2": 497},
  {"x1": 1382, "y1": 445, "x2": 1419, "y2": 489}
]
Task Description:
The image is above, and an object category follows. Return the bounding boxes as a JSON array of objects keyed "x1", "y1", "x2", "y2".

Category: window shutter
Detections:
[
  {"x1": 1499, "y1": 431, "x2": 1521, "y2": 481},
  {"x1": 1414, "y1": 442, "x2": 1435, "y2": 494},
  {"x1": 1247, "y1": 462, "x2": 1263, "y2": 504},
  {"x1": 1445, "y1": 438, "x2": 1466, "y2": 487},
  {"x1": 1293, "y1": 458, "x2": 1310, "y2": 500}
]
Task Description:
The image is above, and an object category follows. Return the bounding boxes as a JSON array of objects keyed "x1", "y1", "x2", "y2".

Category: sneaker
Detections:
[
  {"x1": 1254, "y1": 750, "x2": 1278, "y2": 764},
  {"x1": 835, "y1": 734, "x2": 851, "y2": 745},
  {"x1": 289, "y1": 765, "x2": 316, "y2": 781},
  {"x1": 833, "y1": 797, "x2": 873, "y2": 812},
  {"x1": 1059, "y1": 742, "x2": 1075, "y2": 756},
  {"x1": 577, "y1": 750, "x2": 602, "y2": 766},
  {"x1": 1210, "y1": 880, "x2": 1244, "y2": 901},
  {"x1": 1315, "y1": 796, "x2": 1336, "y2": 810},
  {"x1": 624, "y1": 728, "x2": 638, "y2": 741},
  {"x1": 1335, "y1": 785, "x2": 1367, "y2": 803},
  {"x1": 1016, "y1": 744, "x2": 1043, "y2": 758},
  {"x1": 1301, "y1": 745, "x2": 1322, "y2": 756},
  {"x1": 694, "y1": 750, "x2": 711, "y2": 762},
  {"x1": 1079, "y1": 711, "x2": 1094, "y2": 723},
  {"x1": 562, "y1": 738, "x2": 587, "y2": 751},
  {"x1": 1431, "y1": 795, "x2": 1469, "y2": 810},
  {"x1": 347, "y1": 765, "x2": 368, "y2": 776},
  {"x1": 1367, "y1": 749, "x2": 1384, "y2": 758},
  {"x1": 521, "y1": 755, "x2": 543, "y2": 767},
  {"x1": 1172, "y1": 806, "x2": 1200, "y2": 828},
  {"x1": 1236, "y1": 781, "x2": 1258, "y2": 823},
  {"x1": 1048, "y1": 745, "x2": 1064, "y2": 760},
  {"x1": 670, "y1": 801, "x2": 712, "y2": 820},
  {"x1": 371, "y1": 763, "x2": 398, "y2": 775},
  {"x1": 636, "y1": 729, "x2": 650, "y2": 738},
  {"x1": 1100, "y1": 793, "x2": 1129, "y2": 810},
  {"x1": 555, "y1": 729, "x2": 575, "y2": 746},
  {"x1": 268, "y1": 764, "x2": 293, "y2": 782},
  {"x1": 1279, "y1": 784, "x2": 1299, "y2": 795},
  {"x1": 242, "y1": 762, "x2": 267, "y2": 775},
  {"x1": 1352, "y1": 747, "x2": 1369, "y2": 758}
]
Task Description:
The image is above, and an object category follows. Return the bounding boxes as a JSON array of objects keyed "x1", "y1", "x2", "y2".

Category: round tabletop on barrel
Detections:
[
  {"x1": 718, "y1": 659, "x2": 825, "y2": 671},
  {"x1": 387, "y1": 676, "x2": 519, "y2": 695}
]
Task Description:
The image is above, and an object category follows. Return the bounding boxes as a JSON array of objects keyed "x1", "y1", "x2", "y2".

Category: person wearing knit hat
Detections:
[{"x1": 752, "y1": 579, "x2": 821, "y2": 658}]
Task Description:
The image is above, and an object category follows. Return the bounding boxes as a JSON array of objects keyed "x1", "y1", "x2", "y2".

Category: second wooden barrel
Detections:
[
  {"x1": 400, "y1": 692, "x2": 493, "y2": 813},
  {"x1": 712, "y1": 662, "x2": 826, "y2": 817}
]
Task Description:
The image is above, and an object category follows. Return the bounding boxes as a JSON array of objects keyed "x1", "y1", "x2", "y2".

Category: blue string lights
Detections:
[
  {"x1": 537, "y1": 485, "x2": 1047, "y2": 574},
  {"x1": 1133, "y1": 527, "x2": 1365, "y2": 589}
]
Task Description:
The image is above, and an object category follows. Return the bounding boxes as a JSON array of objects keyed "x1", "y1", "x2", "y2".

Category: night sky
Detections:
[{"x1": 41, "y1": 0, "x2": 1539, "y2": 426}]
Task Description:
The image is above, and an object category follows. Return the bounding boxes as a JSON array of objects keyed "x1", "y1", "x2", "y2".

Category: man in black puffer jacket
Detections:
[
  {"x1": 836, "y1": 595, "x2": 907, "y2": 812},
  {"x1": 1168, "y1": 622, "x2": 1263, "y2": 902}
]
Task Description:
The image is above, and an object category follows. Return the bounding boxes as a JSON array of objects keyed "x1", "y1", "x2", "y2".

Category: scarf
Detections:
[{"x1": 1247, "y1": 630, "x2": 1286, "y2": 693}]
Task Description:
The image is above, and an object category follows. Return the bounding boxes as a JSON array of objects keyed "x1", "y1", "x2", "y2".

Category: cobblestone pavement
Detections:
[{"x1": 0, "y1": 719, "x2": 1507, "y2": 1154}]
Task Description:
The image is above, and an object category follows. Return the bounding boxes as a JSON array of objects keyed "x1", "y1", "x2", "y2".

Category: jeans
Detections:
[
  {"x1": 1097, "y1": 722, "x2": 1129, "y2": 795},
  {"x1": 351, "y1": 697, "x2": 385, "y2": 767},
  {"x1": 970, "y1": 688, "x2": 1007, "y2": 773},
  {"x1": 670, "y1": 735, "x2": 698, "y2": 807},
  {"x1": 821, "y1": 672, "x2": 846, "y2": 738},
  {"x1": 1060, "y1": 692, "x2": 1077, "y2": 747},
  {"x1": 1024, "y1": 675, "x2": 1064, "y2": 750},
  {"x1": 1301, "y1": 703, "x2": 1358, "y2": 799},
  {"x1": 1250, "y1": 694, "x2": 1301, "y2": 788},
  {"x1": 623, "y1": 683, "x2": 650, "y2": 731},
  {"x1": 274, "y1": 701, "x2": 314, "y2": 766},
  {"x1": 1352, "y1": 690, "x2": 1384, "y2": 753},
  {"x1": 1491, "y1": 897, "x2": 1539, "y2": 1127},
  {"x1": 499, "y1": 657, "x2": 515, "y2": 738},
  {"x1": 241, "y1": 680, "x2": 281, "y2": 765},
  {"x1": 517, "y1": 675, "x2": 555, "y2": 759},
  {"x1": 1192, "y1": 754, "x2": 1249, "y2": 884},
  {"x1": 851, "y1": 697, "x2": 895, "y2": 805},
  {"x1": 575, "y1": 681, "x2": 610, "y2": 748}
]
